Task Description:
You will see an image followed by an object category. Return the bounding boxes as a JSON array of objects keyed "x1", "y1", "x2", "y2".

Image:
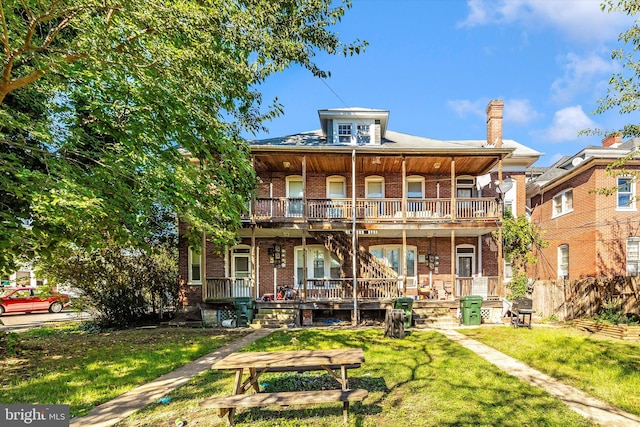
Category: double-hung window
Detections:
[
  {"x1": 357, "y1": 124, "x2": 370, "y2": 144},
  {"x1": 627, "y1": 238, "x2": 640, "y2": 276},
  {"x1": 188, "y1": 247, "x2": 202, "y2": 284},
  {"x1": 552, "y1": 189, "x2": 573, "y2": 218},
  {"x1": 617, "y1": 177, "x2": 635, "y2": 210},
  {"x1": 338, "y1": 124, "x2": 352, "y2": 143},
  {"x1": 558, "y1": 245, "x2": 569, "y2": 279}
]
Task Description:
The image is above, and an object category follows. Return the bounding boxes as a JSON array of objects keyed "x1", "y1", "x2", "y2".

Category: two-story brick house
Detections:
[
  {"x1": 527, "y1": 134, "x2": 640, "y2": 280},
  {"x1": 178, "y1": 100, "x2": 541, "y2": 324}
]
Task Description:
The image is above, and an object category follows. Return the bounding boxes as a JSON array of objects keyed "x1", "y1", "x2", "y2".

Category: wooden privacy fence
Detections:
[{"x1": 529, "y1": 276, "x2": 640, "y2": 321}]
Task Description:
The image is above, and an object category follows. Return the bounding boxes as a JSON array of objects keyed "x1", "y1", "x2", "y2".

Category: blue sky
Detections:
[{"x1": 246, "y1": 0, "x2": 639, "y2": 166}]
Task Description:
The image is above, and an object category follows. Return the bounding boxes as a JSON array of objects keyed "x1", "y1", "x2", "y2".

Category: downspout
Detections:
[
  {"x1": 352, "y1": 149, "x2": 358, "y2": 325},
  {"x1": 201, "y1": 232, "x2": 207, "y2": 302}
]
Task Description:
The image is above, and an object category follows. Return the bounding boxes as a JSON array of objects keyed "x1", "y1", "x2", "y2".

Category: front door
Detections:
[
  {"x1": 231, "y1": 247, "x2": 251, "y2": 297},
  {"x1": 287, "y1": 177, "x2": 303, "y2": 217}
]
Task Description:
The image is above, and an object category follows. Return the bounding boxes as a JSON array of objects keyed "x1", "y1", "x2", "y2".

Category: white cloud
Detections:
[
  {"x1": 541, "y1": 106, "x2": 597, "y2": 142},
  {"x1": 459, "y1": 0, "x2": 630, "y2": 43},
  {"x1": 446, "y1": 99, "x2": 485, "y2": 118},
  {"x1": 551, "y1": 52, "x2": 619, "y2": 103},
  {"x1": 448, "y1": 98, "x2": 541, "y2": 126},
  {"x1": 504, "y1": 99, "x2": 541, "y2": 125}
]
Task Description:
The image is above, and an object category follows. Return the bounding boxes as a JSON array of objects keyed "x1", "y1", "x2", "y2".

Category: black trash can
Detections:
[
  {"x1": 460, "y1": 295, "x2": 483, "y2": 325},
  {"x1": 393, "y1": 297, "x2": 414, "y2": 328},
  {"x1": 234, "y1": 297, "x2": 254, "y2": 327}
]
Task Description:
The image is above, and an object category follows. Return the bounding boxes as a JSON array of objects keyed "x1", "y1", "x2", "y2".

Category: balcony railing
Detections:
[{"x1": 247, "y1": 197, "x2": 499, "y2": 222}]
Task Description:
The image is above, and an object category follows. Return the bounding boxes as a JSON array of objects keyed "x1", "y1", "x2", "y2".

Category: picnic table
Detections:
[{"x1": 200, "y1": 348, "x2": 367, "y2": 425}]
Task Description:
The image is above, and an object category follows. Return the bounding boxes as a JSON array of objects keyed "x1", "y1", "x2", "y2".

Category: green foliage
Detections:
[
  {"x1": 0, "y1": 332, "x2": 21, "y2": 356},
  {"x1": 506, "y1": 272, "x2": 529, "y2": 299},
  {"x1": 592, "y1": 298, "x2": 640, "y2": 325},
  {"x1": 0, "y1": 0, "x2": 366, "y2": 273},
  {"x1": 496, "y1": 210, "x2": 548, "y2": 276}
]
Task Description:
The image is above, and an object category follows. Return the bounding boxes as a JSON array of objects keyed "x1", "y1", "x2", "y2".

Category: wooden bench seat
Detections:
[{"x1": 200, "y1": 388, "x2": 368, "y2": 425}]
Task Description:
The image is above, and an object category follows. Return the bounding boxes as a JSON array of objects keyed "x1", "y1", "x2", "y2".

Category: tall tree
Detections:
[{"x1": 0, "y1": 0, "x2": 366, "y2": 272}]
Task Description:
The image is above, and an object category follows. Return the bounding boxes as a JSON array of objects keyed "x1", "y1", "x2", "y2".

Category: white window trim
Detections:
[
  {"x1": 231, "y1": 245, "x2": 251, "y2": 278},
  {"x1": 558, "y1": 244, "x2": 569, "y2": 279},
  {"x1": 294, "y1": 246, "x2": 341, "y2": 286},
  {"x1": 616, "y1": 176, "x2": 636, "y2": 211},
  {"x1": 188, "y1": 247, "x2": 202, "y2": 285},
  {"x1": 626, "y1": 237, "x2": 640, "y2": 276},
  {"x1": 333, "y1": 119, "x2": 375, "y2": 145},
  {"x1": 552, "y1": 189, "x2": 573, "y2": 218},
  {"x1": 456, "y1": 176, "x2": 475, "y2": 198},
  {"x1": 406, "y1": 175, "x2": 425, "y2": 198},
  {"x1": 503, "y1": 177, "x2": 517, "y2": 216},
  {"x1": 365, "y1": 175, "x2": 385, "y2": 198},
  {"x1": 455, "y1": 244, "x2": 476, "y2": 277},
  {"x1": 326, "y1": 175, "x2": 347, "y2": 198}
]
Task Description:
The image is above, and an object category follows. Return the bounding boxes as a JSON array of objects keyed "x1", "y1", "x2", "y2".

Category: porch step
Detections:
[
  {"x1": 249, "y1": 308, "x2": 300, "y2": 329},
  {"x1": 412, "y1": 307, "x2": 459, "y2": 329}
]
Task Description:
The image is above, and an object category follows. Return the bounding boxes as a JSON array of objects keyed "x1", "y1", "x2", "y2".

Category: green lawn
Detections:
[
  {"x1": 117, "y1": 328, "x2": 593, "y2": 427},
  {"x1": 0, "y1": 324, "x2": 249, "y2": 418},
  {"x1": 460, "y1": 325, "x2": 640, "y2": 417}
]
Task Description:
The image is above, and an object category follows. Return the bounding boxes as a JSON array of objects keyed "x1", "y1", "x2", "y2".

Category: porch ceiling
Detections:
[{"x1": 253, "y1": 153, "x2": 500, "y2": 176}]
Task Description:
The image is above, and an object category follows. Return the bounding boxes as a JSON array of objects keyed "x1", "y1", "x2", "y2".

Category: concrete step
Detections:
[
  {"x1": 249, "y1": 321, "x2": 298, "y2": 329},
  {"x1": 257, "y1": 308, "x2": 298, "y2": 315},
  {"x1": 255, "y1": 313, "x2": 298, "y2": 321}
]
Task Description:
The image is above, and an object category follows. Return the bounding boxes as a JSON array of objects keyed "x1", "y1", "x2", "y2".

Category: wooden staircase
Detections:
[{"x1": 312, "y1": 231, "x2": 398, "y2": 280}]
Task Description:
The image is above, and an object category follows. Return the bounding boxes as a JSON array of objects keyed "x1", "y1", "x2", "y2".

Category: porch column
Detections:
[
  {"x1": 402, "y1": 155, "x2": 407, "y2": 221},
  {"x1": 352, "y1": 149, "x2": 358, "y2": 325},
  {"x1": 402, "y1": 229, "x2": 407, "y2": 295},
  {"x1": 201, "y1": 232, "x2": 207, "y2": 301},
  {"x1": 251, "y1": 226, "x2": 257, "y2": 300},
  {"x1": 497, "y1": 159, "x2": 504, "y2": 294},
  {"x1": 302, "y1": 233, "x2": 307, "y2": 301},
  {"x1": 450, "y1": 157, "x2": 456, "y2": 220},
  {"x1": 302, "y1": 155, "x2": 307, "y2": 220},
  {"x1": 450, "y1": 229, "x2": 455, "y2": 298}
]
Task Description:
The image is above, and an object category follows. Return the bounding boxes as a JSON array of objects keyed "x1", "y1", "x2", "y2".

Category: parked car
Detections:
[{"x1": 0, "y1": 287, "x2": 71, "y2": 315}]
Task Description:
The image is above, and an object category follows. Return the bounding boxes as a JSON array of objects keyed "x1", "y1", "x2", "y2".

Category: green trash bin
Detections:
[
  {"x1": 234, "y1": 297, "x2": 254, "y2": 327},
  {"x1": 460, "y1": 295, "x2": 483, "y2": 325},
  {"x1": 393, "y1": 297, "x2": 414, "y2": 328}
]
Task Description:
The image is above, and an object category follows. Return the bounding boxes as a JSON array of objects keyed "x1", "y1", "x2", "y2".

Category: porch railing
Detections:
[
  {"x1": 300, "y1": 278, "x2": 401, "y2": 301},
  {"x1": 456, "y1": 276, "x2": 501, "y2": 299},
  {"x1": 246, "y1": 197, "x2": 499, "y2": 221},
  {"x1": 204, "y1": 277, "x2": 254, "y2": 300}
]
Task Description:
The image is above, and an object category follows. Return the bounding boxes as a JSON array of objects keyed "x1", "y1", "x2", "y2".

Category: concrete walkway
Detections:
[
  {"x1": 439, "y1": 329, "x2": 640, "y2": 427},
  {"x1": 69, "y1": 329, "x2": 273, "y2": 427}
]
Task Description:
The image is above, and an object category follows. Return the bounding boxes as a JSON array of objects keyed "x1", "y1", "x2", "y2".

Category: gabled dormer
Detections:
[{"x1": 318, "y1": 107, "x2": 389, "y2": 145}]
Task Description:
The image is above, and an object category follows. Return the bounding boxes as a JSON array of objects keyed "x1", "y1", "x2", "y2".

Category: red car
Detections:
[{"x1": 0, "y1": 287, "x2": 71, "y2": 315}]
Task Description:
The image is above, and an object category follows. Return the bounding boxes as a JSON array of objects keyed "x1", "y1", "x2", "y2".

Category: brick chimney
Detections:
[
  {"x1": 602, "y1": 132, "x2": 622, "y2": 148},
  {"x1": 486, "y1": 100, "x2": 504, "y2": 148}
]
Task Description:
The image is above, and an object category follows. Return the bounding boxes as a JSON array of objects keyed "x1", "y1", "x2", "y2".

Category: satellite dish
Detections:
[
  {"x1": 496, "y1": 180, "x2": 514, "y2": 194},
  {"x1": 571, "y1": 157, "x2": 584, "y2": 167}
]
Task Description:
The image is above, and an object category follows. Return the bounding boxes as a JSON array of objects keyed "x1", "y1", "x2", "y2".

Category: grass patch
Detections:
[
  {"x1": 116, "y1": 328, "x2": 592, "y2": 427},
  {"x1": 460, "y1": 325, "x2": 640, "y2": 416},
  {"x1": 0, "y1": 323, "x2": 249, "y2": 418}
]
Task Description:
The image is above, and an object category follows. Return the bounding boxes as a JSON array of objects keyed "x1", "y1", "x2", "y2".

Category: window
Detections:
[
  {"x1": 188, "y1": 247, "x2": 202, "y2": 284},
  {"x1": 502, "y1": 178, "x2": 516, "y2": 215},
  {"x1": 357, "y1": 124, "x2": 370, "y2": 144},
  {"x1": 406, "y1": 176, "x2": 425, "y2": 198},
  {"x1": 552, "y1": 189, "x2": 573, "y2": 217},
  {"x1": 456, "y1": 177, "x2": 475, "y2": 198},
  {"x1": 365, "y1": 176, "x2": 384, "y2": 198},
  {"x1": 286, "y1": 175, "x2": 303, "y2": 217},
  {"x1": 334, "y1": 120, "x2": 374, "y2": 145},
  {"x1": 327, "y1": 176, "x2": 346, "y2": 198},
  {"x1": 231, "y1": 246, "x2": 251, "y2": 278},
  {"x1": 338, "y1": 124, "x2": 352, "y2": 143},
  {"x1": 294, "y1": 246, "x2": 341, "y2": 286},
  {"x1": 369, "y1": 245, "x2": 417, "y2": 287},
  {"x1": 627, "y1": 238, "x2": 640, "y2": 276},
  {"x1": 617, "y1": 177, "x2": 635, "y2": 210},
  {"x1": 558, "y1": 245, "x2": 569, "y2": 279}
]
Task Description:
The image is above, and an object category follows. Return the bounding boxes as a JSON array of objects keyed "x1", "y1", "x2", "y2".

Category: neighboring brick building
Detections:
[
  {"x1": 527, "y1": 135, "x2": 640, "y2": 280},
  {"x1": 179, "y1": 101, "x2": 541, "y2": 320}
]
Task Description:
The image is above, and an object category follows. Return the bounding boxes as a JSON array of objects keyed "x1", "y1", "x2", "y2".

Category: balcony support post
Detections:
[{"x1": 352, "y1": 149, "x2": 359, "y2": 325}]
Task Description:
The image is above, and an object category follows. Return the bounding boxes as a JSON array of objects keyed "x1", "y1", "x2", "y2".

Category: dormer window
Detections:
[
  {"x1": 338, "y1": 124, "x2": 352, "y2": 143},
  {"x1": 333, "y1": 120, "x2": 374, "y2": 144}
]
